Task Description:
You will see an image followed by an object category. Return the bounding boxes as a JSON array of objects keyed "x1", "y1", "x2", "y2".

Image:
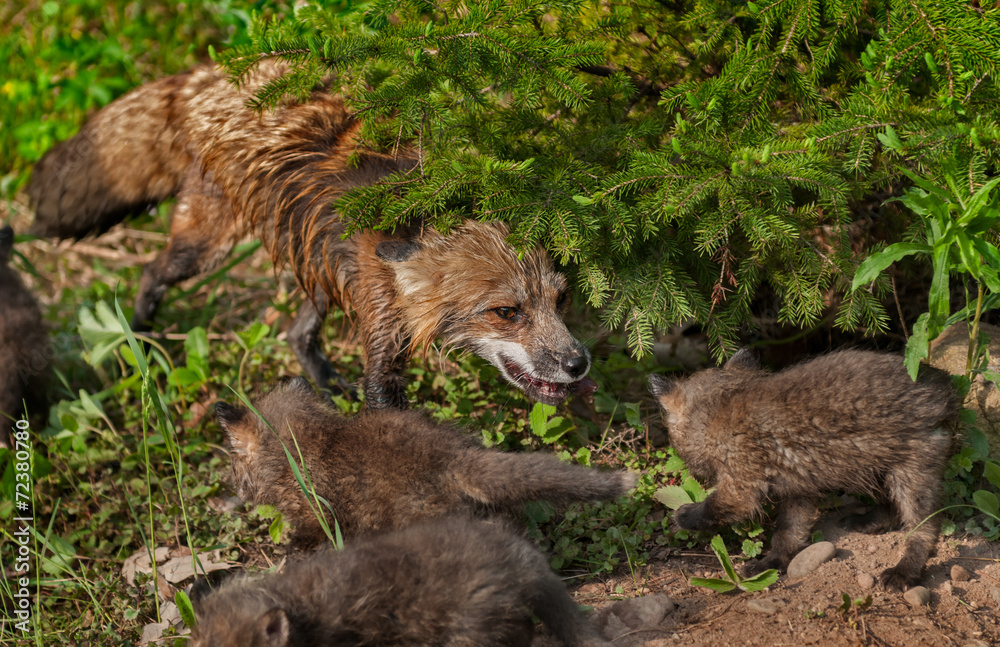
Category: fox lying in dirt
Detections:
[
  {"x1": 190, "y1": 517, "x2": 610, "y2": 647},
  {"x1": 649, "y1": 349, "x2": 959, "y2": 591},
  {"x1": 29, "y1": 61, "x2": 595, "y2": 409},
  {"x1": 215, "y1": 377, "x2": 635, "y2": 549}
]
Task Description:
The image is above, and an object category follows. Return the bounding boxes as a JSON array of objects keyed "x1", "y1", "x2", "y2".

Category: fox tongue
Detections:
[{"x1": 568, "y1": 377, "x2": 598, "y2": 399}]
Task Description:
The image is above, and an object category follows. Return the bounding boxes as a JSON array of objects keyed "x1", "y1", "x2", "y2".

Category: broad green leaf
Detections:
[
  {"x1": 654, "y1": 485, "x2": 693, "y2": 510},
  {"x1": 904, "y1": 313, "x2": 930, "y2": 381},
  {"x1": 689, "y1": 577, "x2": 737, "y2": 593},
  {"x1": 968, "y1": 428, "x2": 990, "y2": 462},
  {"x1": 268, "y1": 515, "x2": 285, "y2": 544},
  {"x1": 624, "y1": 402, "x2": 643, "y2": 430},
  {"x1": 710, "y1": 535, "x2": 740, "y2": 584},
  {"x1": 236, "y1": 322, "x2": 271, "y2": 350},
  {"x1": 959, "y1": 177, "x2": 1000, "y2": 225},
  {"x1": 876, "y1": 125, "x2": 902, "y2": 151},
  {"x1": 175, "y1": 590, "x2": 197, "y2": 629},
  {"x1": 851, "y1": 242, "x2": 931, "y2": 291},
  {"x1": 529, "y1": 402, "x2": 556, "y2": 438},
  {"x1": 185, "y1": 327, "x2": 210, "y2": 362},
  {"x1": 954, "y1": 232, "x2": 981, "y2": 279},
  {"x1": 739, "y1": 569, "x2": 779, "y2": 591},
  {"x1": 927, "y1": 244, "x2": 951, "y2": 338},
  {"x1": 972, "y1": 490, "x2": 999, "y2": 519},
  {"x1": 984, "y1": 461, "x2": 1000, "y2": 489}
]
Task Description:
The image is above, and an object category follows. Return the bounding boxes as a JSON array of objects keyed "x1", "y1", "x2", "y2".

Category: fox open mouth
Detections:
[{"x1": 502, "y1": 359, "x2": 597, "y2": 405}]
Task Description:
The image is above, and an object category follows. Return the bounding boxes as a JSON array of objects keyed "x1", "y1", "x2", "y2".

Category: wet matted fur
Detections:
[{"x1": 28, "y1": 62, "x2": 594, "y2": 409}]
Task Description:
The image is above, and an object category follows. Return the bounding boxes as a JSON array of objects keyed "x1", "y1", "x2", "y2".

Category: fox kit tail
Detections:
[
  {"x1": 456, "y1": 450, "x2": 636, "y2": 509},
  {"x1": 27, "y1": 68, "x2": 211, "y2": 240}
]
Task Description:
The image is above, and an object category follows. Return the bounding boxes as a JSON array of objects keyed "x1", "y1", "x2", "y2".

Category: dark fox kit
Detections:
[
  {"x1": 215, "y1": 378, "x2": 635, "y2": 549},
  {"x1": 29, "y1": 61, "x2": 595, "y2": 409},
  {"x1": 0, "y1": 227, "x2": 48, "y2": 448},
  {"x1": 190, "y1": 517, "x2": 609, "y2": 647},
  {"x1": 649, "y1": 349, "x2": 959, "y2": 590}
]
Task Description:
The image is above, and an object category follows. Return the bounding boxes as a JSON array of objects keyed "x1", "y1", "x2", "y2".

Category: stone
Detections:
[
  {"x1": 747, "y1": 598, "x2": 779, "y2": 615},
  {"x1": 903, "y1": 586, "x2": 931, "y2": 607},
  {"x1": 929, "y1": 322, "x2": 1000, "y2": 456},
  {"x1": 787, "y1": 542, "x2": 837, "y2": 579},
  {"x1": 942, "y1": 581, "x2": 953, "y2": 594},
  {"x1": 951, "y1": 564, "x2": 972, "y2": 582},
  {"x1": 857, "y1": 572, "x2": 875, "y2": 590},
  {"x1": 991, "y1": 587, "x2": 1000, "y2": 607},
  {"x1": 595, "y1": 594, "x2": 675, "y2": 638}
]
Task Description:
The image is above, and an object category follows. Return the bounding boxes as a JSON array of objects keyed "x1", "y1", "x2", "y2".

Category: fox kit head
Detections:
[
  {"x1": 648, "y1": 349, "x2": 761, "y2": 481},
  {"x1": 190, "y1": 580, "x2": 292, "y2": 647},
  {"x1": 215, "y1": 377, "x2": 321, "y2": 502},
  {"x1": 377, "y1": 221, "x2": 595, "y2": 405}
]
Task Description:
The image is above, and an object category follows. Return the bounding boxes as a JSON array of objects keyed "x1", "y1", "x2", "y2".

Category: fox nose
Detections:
[{"x1": 562, "y1": 354, "x2": 589, "y2": 379}]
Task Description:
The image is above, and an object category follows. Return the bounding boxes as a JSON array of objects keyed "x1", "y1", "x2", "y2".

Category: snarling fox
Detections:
[{"x1": 28, "y1": 62, "x2": 595, "y2": 408}]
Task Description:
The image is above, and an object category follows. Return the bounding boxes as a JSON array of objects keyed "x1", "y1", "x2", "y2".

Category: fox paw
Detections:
[{"x1": 879, "y1": 566, "x2": 919, "y2": 592}]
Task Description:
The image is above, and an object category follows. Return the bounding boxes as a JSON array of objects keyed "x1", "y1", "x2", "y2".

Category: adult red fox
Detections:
[{"x1": 28, "y1": 61, "x2": 595, "y2": 408}]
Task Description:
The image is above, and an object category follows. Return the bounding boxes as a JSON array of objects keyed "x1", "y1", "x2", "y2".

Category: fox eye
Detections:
[{"x1": 492, "y1": 306, "x2": 518, "y2": 320}]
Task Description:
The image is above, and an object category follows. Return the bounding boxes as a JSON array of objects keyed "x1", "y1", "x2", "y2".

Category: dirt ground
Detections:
[{"x1": 545, "y1": 514, "x2": 1000, "y2": 647}]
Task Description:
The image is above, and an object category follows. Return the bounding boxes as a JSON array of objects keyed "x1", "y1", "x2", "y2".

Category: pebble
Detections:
[
  {"x1": 857, "y1": 573, "x2": 875, "y2": 590},
  {"x1": 991, "y1": 587, "x2": 1000, "y2": 607},
  {"x1": 747, "y1": 598, "x2": 779, "y2": 615},
  {"x1": 867, "y1": 544, "x2": 879, "y2": 554},
  {"x1": 942, "y1": 581, "x2": 953, "y2": 594},
  {"x1": 903, "y1": 586, "x2": 931, "y2": 607},
  {"x1": 951, "y1": 565, "x2": 972, "y2": 582},
  {"x1": 787, "y1": 542, "x2": 837, "y2": 579}
]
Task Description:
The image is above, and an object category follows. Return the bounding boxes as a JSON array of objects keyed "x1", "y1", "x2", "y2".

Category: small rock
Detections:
[
  {"x1": 867, "y1": 544, "x2": 879, "y2": 554},
  {"x1": 990, "y1": 587, "x2": 1000, "y2": 607},
  {"x1": 857, "y1": 573, "x2": 875, "y2": 590},
  {"x1": 942, "y1": 581, "x2": 953, "y2": 594},
  {"x1": 595, "y1": 594, "x2": 675, "y2": 637},
  {"x1": 787, "y1": 542, "x2": 837, "y2": 579},
  {"x1": 747, "y1": 598, "x2": 779, "y2": 615},
  {"x1": 951, "y1": 565, "x2": 972, "y2": 582},
  {"x1": 903, "y1": 586, "x2": 931, "y2": 607}
]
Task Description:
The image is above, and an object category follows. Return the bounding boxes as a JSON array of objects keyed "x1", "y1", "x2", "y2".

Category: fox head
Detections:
[{"x1": 376, "y1": 221, "x2": 595, "y2": 405}]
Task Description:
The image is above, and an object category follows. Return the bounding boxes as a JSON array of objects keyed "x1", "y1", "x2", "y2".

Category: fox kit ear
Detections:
[
  {"x1": 257, "y1": 608, "x2": 290, "y2": 647},
  {"x1": 215, "y1": 402, "x2": 256, "y2": 455},
  {"x1": 278, "y1": 375, "x2": 313, "y2": 394},
  {"x1": 724, "y1": 348, "x2": 759, "y2": 371},
  {"x1": 376, "y1": 240, "x2": 422, "y2": 263},
  {"x1": 647, "y1": 374, "x2": 676, "y2": 398}
]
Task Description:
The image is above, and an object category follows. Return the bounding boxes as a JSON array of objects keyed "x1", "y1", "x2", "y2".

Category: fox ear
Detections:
[
  {"x1": 724, "y1": 348, "x2": 759, "y2": 371},
  {"x1": 256, "y1": 608, "x2": 290, "y2": 647},
  {"x1": 278, "y1": 375, "x2": 313, "y2": 394},
  {"x1": 647, "y1": 374, "x2": 676, "y2": 398},
  {"x1": 376, "y1": 240, "x2": 421, "y2": 263},
  {"x1": 215, "y1": 402, "x2": 255, "y2": 453}
]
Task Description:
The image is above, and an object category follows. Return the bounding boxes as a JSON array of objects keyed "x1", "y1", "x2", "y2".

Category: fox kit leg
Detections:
[
  {"x1": 286, "y1": 292, "x2": 355, "y2": 396},
  {"x1": 526, "y1": 556, "x2": 610, "y2": 647},
  {"x1": 748, "y1": 496, "x2": 819, "y2": 575},
  {"x1": 132, "y1": 168, "x2": 239, "y2": 330},
  {"x1": 879, "y1": 461, "x2": 945, "y2": 591}
]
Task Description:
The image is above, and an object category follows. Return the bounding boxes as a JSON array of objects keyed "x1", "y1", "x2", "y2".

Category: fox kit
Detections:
[
  {"x1": 0, "y1": 227, "x2": 48, "y2": 448},
  {"x1": 649, "y1": 349, "x2": 959, "y2": 591},
  {"x1": 215, "y1": 377, "x2": 635, "y2": 549},
  {"x1": 190, "y1": 517, "x2": 610, "y2": 647},
  {"x1": 28, "y1": 62, "x2": 594, "y2": 408}
]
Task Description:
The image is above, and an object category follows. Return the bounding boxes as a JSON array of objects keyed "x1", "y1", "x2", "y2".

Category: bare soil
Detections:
[{"x1": 550, "y1": 515, "x2": 1000, "y2": 647}]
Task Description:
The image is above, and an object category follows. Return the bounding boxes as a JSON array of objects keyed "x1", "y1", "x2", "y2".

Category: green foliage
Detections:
[
  {"x1": 689, "y1": 535, "x2": 779, "y2": 593},
  {"x1": 228, "y1": 0, "x2": 1000, "y2": 359},
  {"x1": 852, "y1": 168, "x2": 1000, "y2": 378}
]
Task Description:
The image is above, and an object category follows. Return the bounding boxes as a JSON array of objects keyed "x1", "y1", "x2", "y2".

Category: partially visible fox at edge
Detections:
[{"x1": 29, "y1": 62, "x2": 594, "y2": 409}]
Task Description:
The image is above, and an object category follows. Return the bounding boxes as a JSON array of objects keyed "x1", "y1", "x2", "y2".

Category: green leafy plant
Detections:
[
  {"x1": 852, "y1": 169, "x2": 1000, "y2": 379},
  {"x1": 689, "y1": 535, "x2": 778, "y2": 594},
  {"x1": 837, "y1": 593, "x2": 873, "y2": 632}
]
